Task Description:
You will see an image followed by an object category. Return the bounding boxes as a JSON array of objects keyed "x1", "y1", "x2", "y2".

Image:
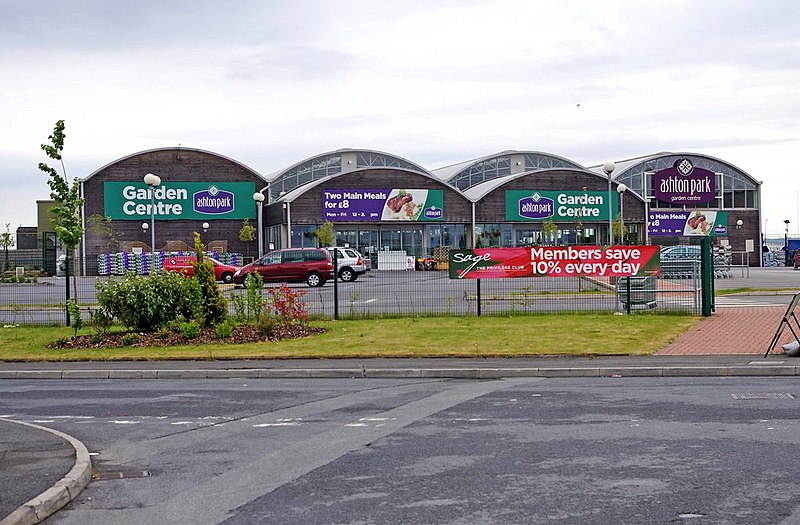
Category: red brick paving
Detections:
[{"x1": 656, "y1": 306, "x2": 797, "y2": 355}]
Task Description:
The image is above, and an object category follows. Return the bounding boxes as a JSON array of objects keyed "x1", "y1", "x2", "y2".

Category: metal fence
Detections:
[{"x1": 0, "y1": 268, "x2": 707, "y2": 326}]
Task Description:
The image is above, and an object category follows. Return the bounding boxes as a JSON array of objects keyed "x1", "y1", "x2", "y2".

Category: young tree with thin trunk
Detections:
[{"x1": 38, "y1": 120, "x2": 84, "y2": 324}]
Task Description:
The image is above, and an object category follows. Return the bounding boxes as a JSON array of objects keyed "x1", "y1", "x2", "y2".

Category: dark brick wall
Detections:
[{"x1": 81, "y1": 148, "x2": 267, "y2": 274}]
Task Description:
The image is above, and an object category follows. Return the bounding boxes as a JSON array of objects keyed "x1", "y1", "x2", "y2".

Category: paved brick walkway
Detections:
[{"x1": 656, "y1": 306, "x2": 797, "y2": 355}]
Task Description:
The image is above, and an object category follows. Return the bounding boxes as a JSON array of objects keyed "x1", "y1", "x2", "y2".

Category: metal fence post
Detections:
[
  {"x1": 626, "y1": 277, "x2": 631, "y2": 314},
  {"x1": 333, "y1": 251, "x2": 339, "y2": 320},
  {"x1": 476, "y1": 279, "x2": 481, "y2": 317},
  {"x1": 701, "y1": 237, "x2": 713, "y2": 317}
]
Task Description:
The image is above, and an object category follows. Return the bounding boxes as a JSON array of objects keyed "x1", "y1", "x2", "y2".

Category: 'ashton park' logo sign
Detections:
[{"x1": 194, "y1": 185, "x2": 235, "y2": 215}]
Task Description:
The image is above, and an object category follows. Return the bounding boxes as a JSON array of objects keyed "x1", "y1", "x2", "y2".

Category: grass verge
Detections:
[
  {"x1": 715, "y1": 287, "x2": 799, "y2": 296},
  {"x1": 0, "y1": 314, "x2": 699, "y2": 361}
]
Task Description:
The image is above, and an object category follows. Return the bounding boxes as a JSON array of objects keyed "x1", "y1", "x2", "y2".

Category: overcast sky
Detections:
[{"x1": 2, "y1": 0, "x2": 799, "y2": 239}]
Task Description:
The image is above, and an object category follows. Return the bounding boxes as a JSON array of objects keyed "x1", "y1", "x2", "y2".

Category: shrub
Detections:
[
  {"x1": 257, "y1": 313, "x2": 277, "y2": 337},
  {"x1": 181, "y1": 321, "x2": 201, "y2": 339},
  {"x1": 120, "y1": 333, "x2": 140, "y2": 347},
  {"x1": 96, "y1": 272, "x2": 202, "y2": 332},
  {"x1": 231, "y1": 292, "x2": 246, "y2": 323},
  {"x1": 192, "y1": 232, "x2": 227, "y2": 327},
  {"x1": 66, "y1": 299, "x2": 82, "y2": 338},
  {"x1": 90, "y1": 308, "x2": 113, "y2": 335},
  {"x1": 215, "y1": 319, "x2": 234, "y2": 340},
  {"x1": 246, "y1": 272, "x2": 264, "y2": 321},
  {"x1": 267, "y1": 284, "x2": 309, "y2": 327}
]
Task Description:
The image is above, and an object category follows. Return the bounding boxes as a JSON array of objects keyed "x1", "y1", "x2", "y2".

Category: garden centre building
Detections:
[{"x1": 30, "y1": 147, "x2": 763, "y2": 275}]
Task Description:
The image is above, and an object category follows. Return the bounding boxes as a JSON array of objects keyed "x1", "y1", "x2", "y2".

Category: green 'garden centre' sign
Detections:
[
  {"x1": 103, "y1": 182, "x2": 257, "y2": 220},
  {"x1": 505, "y1": 190, "x2": 618, "y2": 222}
]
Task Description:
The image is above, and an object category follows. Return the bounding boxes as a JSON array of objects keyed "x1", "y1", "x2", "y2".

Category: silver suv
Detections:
[{"x1": 326, "y1": 247, "x2": 368, "y2": 282}]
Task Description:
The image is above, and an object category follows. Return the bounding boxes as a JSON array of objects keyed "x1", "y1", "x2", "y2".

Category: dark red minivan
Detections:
[{"x1": 233, "y1": 248, "x2": 334, "y2": 287}]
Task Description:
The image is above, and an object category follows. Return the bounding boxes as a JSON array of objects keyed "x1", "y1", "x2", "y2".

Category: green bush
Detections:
[
  {"x1": 257, "y1": 313, "x2": 277, "y2": 337},
  {"x1": 96, "y1": 272, "x2": 202, "y2": 332},
  {"x1": 90, "y1": 309, "x2": 113, "y2": 335},
  {"x1": 181, "y1": 321, "x2": 201, "y2": 339},
  {"x1": 66, "y1": 299, "x2": 82, "y2": 338},
  {"x1": 215, "y1": 319, "x2": 235, "y2": 340},
  {"x1": 121, "y1": 333, "x2": 140, "y2": 347},
  {"x1": 245, "y1": 272, "x2": 264, "y2": 321},
  {"x1": 231, "y1": 292, "x2": 246, "y2": 323},
  {"x1": 193, "y1": 232, "x2": 227, "y2": 327}
]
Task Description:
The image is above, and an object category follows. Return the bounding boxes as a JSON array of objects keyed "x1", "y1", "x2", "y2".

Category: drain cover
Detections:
[
  {"x1": 93, "y1": 470, "x2": 152, "y2": 481},
  {"x1": 731, "y1": 393, "x2": 795, "y2": 400}
]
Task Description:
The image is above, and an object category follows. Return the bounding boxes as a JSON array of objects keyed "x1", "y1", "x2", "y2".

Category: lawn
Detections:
[{"x1": 0, "y1": 314, "x2": 698, "y2": 361}]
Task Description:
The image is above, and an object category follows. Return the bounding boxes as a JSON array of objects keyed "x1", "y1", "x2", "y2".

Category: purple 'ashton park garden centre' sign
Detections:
[{"x1": 653, "y1": 159, "x2": 716, "y2": 205}]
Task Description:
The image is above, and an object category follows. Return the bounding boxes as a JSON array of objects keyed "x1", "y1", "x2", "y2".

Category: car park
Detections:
[
  {"x1": 326, "y1": 247, "x2": 368, "y2": 282},
  {"x1": 234, "y1": 247, "x2": 334, "y2": 287},
  {"x1": 162, "y1": 255, "x2": 239, "y2": 284}
]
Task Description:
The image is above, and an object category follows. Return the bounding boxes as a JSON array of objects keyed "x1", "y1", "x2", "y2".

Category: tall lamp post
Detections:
[
  {"x1": 785, "y1": 219, "x2": 791, "y2": 266},
  {"x1": 143, "y1": 173, "x2": 161, "y2": 252},
  {"x1": 616, "y1": 183, "x2": 627, "y2": 244},
  {"x1": 603, "y1": 161, "x2": 615, "y2": 244},
  {"x1": 253, "y1": 191, "x2": 265, "y2": 258}
]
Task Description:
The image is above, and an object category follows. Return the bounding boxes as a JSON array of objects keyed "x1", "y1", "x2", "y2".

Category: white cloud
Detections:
[{"x1": 1, "y1": 0, "x2": 799, "y2": 237}]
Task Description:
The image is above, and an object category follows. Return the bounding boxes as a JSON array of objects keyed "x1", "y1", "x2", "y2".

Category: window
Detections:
[
  {"x1": 282, "y1": 250, "x2": 304, "y2": 263},
  {"x1": 304, "y1": 250, "x2": 326, "y2": 261}
]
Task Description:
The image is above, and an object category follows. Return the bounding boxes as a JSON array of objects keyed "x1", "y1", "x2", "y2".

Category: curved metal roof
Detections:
[
  {"x1": 265, "y1": 148, "x2": 431, "y2": 202},
  {"x1": 274, "y1": 166, "x2": 456, "y2": 204},
  {"x1": 588, "y1": 152, "x2": 761, "y2": 198},
  {"x1": 432, "y1": 150, "x2": 585, "y2": 190},
  {"x1": 462, "y1": 168, "x2": 643, "y2": 202},
  {"x1": 81, "y1": 147, "x2": 267, "y2": 183}
]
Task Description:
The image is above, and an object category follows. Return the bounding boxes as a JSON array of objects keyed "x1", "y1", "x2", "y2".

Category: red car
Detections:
[
  {"x1": 162, "y1": 255, "x2": 239, "y2": 284},
  {"x1": 234, "y1": 248, "x2": 334, "y2": 287}
]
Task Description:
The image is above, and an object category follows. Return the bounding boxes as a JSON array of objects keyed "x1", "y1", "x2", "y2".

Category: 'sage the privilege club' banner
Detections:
[{"x1": 448, "y1": 246, "x2": 660, "y2": 279}]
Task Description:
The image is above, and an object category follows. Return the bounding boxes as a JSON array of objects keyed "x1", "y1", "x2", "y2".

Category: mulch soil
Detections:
[{"x1": 49, "y1": 324, "x2": 325, "y2": 349}]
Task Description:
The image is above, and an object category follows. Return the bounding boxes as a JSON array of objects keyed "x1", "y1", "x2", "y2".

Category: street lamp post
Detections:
[
  {"x1": 785, "y1": 219, "x2": 791, "y2": 265},
  {"x1": 603, "y1": 161, "x2": 615, "y2": 245},
  {"x1": 202, "y1": 222, "x2": 209, "y2": 233},
  {"x1": 253, "y1": 191, "x2": 265, "y2": 258},
  {"x1": 616, "y1": 183, "x2": 627, "y2": 244},
  {"x1": 143, "y1": 173, "x2": 161, "y2": 253}
]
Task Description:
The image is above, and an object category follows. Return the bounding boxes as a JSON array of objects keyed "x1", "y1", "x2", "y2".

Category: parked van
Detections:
[
  {"x1": 162, "y1": 255, "x2": 238, "y2": 284},
  {"x1": 233, "y1": 248, "x2": 334, "y2": 287}
]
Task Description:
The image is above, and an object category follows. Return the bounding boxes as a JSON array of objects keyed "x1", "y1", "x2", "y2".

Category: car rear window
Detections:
[{"x1": 304, "y1": 250, "x2": 326, "y2": 261}]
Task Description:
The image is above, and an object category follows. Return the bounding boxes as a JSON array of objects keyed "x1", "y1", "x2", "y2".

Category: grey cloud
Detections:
[{"x1": 225, "y1": 46, "x2": 356, "y2": 81}]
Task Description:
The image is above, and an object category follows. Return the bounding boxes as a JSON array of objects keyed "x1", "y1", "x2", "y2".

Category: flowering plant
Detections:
[{"x1": 266, "y1": 284, "x2": 309, "y2": 327}]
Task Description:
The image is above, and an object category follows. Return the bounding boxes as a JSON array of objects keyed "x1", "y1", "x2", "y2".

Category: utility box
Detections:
[{"x1": 616, "y1": 276, "x2": 657, "y2": 309}]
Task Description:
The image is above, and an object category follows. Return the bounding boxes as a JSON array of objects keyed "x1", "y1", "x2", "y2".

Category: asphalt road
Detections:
[{"x1": 2, "y1": 377, "x2": 800, "y2": 524}]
